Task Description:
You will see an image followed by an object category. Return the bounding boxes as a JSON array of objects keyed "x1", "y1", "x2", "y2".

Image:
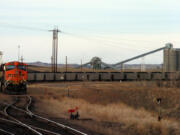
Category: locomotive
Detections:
[{"x1": 0, "y1": 61, "x2": 27, "y2": 94}]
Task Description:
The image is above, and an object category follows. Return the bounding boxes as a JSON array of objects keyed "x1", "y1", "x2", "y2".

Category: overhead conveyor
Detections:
[
  {"x1": 112, "y1": 43, "x2": 173, "y2": 68},
  {"x1": 79, "y1": 43, "x2": 173, "y2": 70}
]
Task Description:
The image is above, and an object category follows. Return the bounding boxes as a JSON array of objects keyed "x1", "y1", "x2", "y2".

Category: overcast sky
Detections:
[{"x1": 0, "y1": 0, "x2": 180, "y2": 64}]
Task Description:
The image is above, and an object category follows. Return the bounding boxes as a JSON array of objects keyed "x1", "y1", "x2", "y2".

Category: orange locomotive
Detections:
[{"x1": 0, "y1": 61, "x2": 27, "y2": 94}]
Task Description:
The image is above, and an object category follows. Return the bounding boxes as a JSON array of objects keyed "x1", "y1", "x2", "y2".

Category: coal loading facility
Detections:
[
  {"x1": 163, "y1": 43, "x2": 180, "y2": 72},
  {"x1": 27, "y1": 43, "x2": 180, "y2": 82}
]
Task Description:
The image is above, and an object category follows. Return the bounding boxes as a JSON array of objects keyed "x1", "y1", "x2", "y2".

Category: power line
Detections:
[
  {"x1": 0, "y1": 23, "x2": 48, "y2": 32},
  {"x1": 89, "y1": 34, "x2": 162, "y2": 45},
  {"x1": 64, "y1": 31, "x2": 166, "y2": 50},
  {"x1": 0, "y1": 23, "x2": 173, "y2": 57},
  {"x1": 63, "y1": 32, "x2": 152, "y2": 52}
]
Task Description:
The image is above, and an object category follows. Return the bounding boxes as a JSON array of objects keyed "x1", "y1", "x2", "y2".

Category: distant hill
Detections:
[
  {"x1": 116, "y1": 64, "x2": 162, "y2": 69},
  {"x1": 27, "y1": 61, "x2": 79, "y2": 68},
  {"x1": 27, "y1": 61, "x2": 162, "y2": 70}
]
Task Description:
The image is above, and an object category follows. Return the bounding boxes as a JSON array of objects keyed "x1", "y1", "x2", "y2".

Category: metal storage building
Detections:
[{"x1": 163, "y1": 43, "x2": 180, "y2": 72}]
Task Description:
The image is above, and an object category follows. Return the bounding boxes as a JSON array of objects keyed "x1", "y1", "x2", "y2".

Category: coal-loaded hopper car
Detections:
[{"x1": 0, "y1": 61, "x2": 27, "y2": 94}]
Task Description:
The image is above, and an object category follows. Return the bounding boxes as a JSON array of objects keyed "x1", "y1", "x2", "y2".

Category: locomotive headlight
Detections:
[
  {"x1": 7, "y1": 80, "x2": 12, "y2": 84},
  {"x1": 5, "y1": 80, "x2": 12, "y2": 87},
  {"x1": 21, "y1": 80, "x2": 27, "y2": 85}
]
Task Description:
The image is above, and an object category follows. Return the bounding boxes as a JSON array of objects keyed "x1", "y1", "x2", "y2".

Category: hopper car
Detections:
[{"x1": 27, "y1": 72, "x2": 179, "y2": 82}]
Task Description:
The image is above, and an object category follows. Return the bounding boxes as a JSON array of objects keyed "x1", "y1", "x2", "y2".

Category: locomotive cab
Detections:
[{"x1": 0, "y1": 61, "x2": 27, "y2": 94}]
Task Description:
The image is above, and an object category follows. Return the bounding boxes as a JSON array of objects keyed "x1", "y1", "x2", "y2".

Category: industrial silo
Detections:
[
  {"x1": 163, "y1": 43, "x2": 176, "y2": 72},
  {"x1": 175, "y1": 49, "x2": 180, "y2": 71},
  {"x1": 169, "y1": 49, "x2": 177, "y2": 72},
  {"x1": 163, "y1": 48, "x2": 169, "y2": 72}
]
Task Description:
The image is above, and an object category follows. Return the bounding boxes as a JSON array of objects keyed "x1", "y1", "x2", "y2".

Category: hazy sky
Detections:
[{"x1": 0, "y1": 0, "x2": 180, "y2": 64}]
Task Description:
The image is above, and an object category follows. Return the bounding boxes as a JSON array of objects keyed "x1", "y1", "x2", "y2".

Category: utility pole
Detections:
[
  {"x1": 18, "y1": 45, "x2": 20, "y2": 61},
  {"x1": 81, "y1": 59, "x2": 82, "y2": 72},
  {"x1": 121, "y1": 64, "x2": 124, "y2": 72},
  {"x1": 20, "y1": 56, "x2": 24, "y2": 62},
  {"x1": 141, "y1": 57, "x2": 145, "y2": 72},
  {"x1": 49, "y1": 27, "x2": 61, "y2": 73},
  {"x1": 0, "y1": 51, "x2": 3, "y2": 65},
  {"x1": 66, "y1": 56, "x2": 67, "y2": 72}
]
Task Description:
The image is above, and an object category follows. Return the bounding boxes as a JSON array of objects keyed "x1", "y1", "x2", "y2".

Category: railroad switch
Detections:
[{"x1": 68, "y1": 107, "x2": 79, "y2": 120}]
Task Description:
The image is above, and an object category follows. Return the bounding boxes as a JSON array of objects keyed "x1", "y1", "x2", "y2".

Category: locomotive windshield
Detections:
[
  {"x1": 17, "y1": 65, "x2": 26, "y2": 71},
  {"x1": 6, "y1": 65, "x2": 15, "y2": 71}
]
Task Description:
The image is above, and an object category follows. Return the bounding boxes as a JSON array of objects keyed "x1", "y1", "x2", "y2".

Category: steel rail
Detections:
[
  {"x1": 26, "y1": 96, "x2": 88, "y2": 135},
  {"x1": 3, "y1": 96, "x2": 88, "y2": 135},
  {"x1": 27, "y1": 96, "x2": 88, "y2": 135},
  {"x1": 0, "y1": 128, "x2": 15, "y2": 135},
  {"x1": 3, "y1": 99, "x2": 43, "y2": 135},
  {"x1": 0, "y1": 115, "x2": 61, "y2": 135},
  {"x1": 31, "y1": 126, "x2": 62, "y2": 135}
]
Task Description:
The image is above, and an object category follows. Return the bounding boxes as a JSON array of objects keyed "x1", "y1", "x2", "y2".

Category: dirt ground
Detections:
[{"x1": 20, "y1": 81, "x2": 180, "y2": 135}]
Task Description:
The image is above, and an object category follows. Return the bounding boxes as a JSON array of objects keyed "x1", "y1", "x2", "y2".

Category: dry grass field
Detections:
[{"x1": 26, "y1": 81, "x2": 180, "y2": 135}]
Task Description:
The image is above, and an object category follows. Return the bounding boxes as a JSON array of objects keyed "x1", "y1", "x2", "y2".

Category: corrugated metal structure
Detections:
[
  {"x1": 176, "y1": 49, "x2": 180, "y2": 71},
  {"x1": 163, "y1": 43, "x2": 180, "y2": 72},
  {"x1": 90, "y1": 57, "x2": 102, "y2": 69}
]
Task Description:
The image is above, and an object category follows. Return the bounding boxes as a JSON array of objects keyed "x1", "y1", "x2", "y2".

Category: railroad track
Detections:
[
  {"x1": 1, "y1": 95, "x2": 88, "y2": 135},
  {"x1": 0, "y1": 128, "x2": 14, "y2": 135},
  {"x1": 0, "y1": 100, "x2": 40, "y2": 135},
  {"x1": 2, "y1": 97, "x2": 43, "y2": 135}
]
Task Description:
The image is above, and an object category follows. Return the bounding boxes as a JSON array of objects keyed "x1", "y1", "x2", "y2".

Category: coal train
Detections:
[
  {"x1": 27, "y1": 71, "x2": 179, "y2": 82},
  {"x1": 0, "y1": 61, "x2": 178, "y2": 94},
  {"x1": 0, "y1": 61, "x2": 27, "y2": 94}
]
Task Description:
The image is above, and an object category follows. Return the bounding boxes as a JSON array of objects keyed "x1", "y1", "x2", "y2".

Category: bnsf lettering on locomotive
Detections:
[
  {"x1": 8, "y1": 74, "x2": 12, "y2": 77},
  {"x1": 8, "y1": 74, "x2": 24, "y2": 77},
  {"x1": 8, "y1": 74, "x2": 17, "y2": 77}
]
